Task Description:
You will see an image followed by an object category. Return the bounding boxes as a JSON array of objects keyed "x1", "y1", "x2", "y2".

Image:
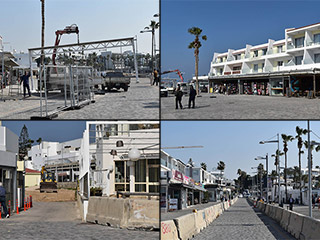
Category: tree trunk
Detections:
[
  {"x1": 195, "y1": 49, "x2": 199, "y2": 95},
  {"x1": 299, "y1": 149, "x2": 302, "y2": 205},
  {"x1": 41, "y1": 0, "x2": 45, "y2": 66},
  {"x1": 285, "y1": 152, "x2": 288, "y2": 203}
]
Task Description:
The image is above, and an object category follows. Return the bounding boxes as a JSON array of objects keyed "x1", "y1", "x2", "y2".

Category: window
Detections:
[
  {"x1": 254, "y1": 50, "x2": 258, "y2": 57},
  {"x1": 315, "y1": 53, "x2": 320, "y2": 63},
  {"x1": 314, "y1": 34, "x2": 320, "y2": 44},
  {"x1": 262, "y1": 63, "x2": 265, "y2": 70},
  {"x1": 294, "y1": 37, "x2": 305, "y2": 48},
  {"x1": 219, "y1": 68, "x2": 223, "y2": 75},
  {"x1": 262, "y1": 49, "x2": 267, "y2": 55},
  {"x1": 277, "y1": 61, "x2": 283, "y2": 66},
  {"x1": 253, "y1": 64, "x2": 258, "y2": 72},
  {"x1": 277, "y1": 45, "x2": 283, "y2": 53},
  {"x1": 234, "y1": 55, "x2": 238, "y2": 60},
  {"x1": 295, "y1": 56, "x2": 303, "y2": 65}
]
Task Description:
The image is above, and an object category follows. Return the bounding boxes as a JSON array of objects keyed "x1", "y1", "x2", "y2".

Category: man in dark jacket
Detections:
[
  {"x1": 20, "y1": 71, "x2": 31, "y2": 97},
  {"x1": 188, "y1": 85, "x2": 197, "y2": 108},
  {"x1": 0, "y1": 182, "x2": 9, "y2": 218},
  {"x1": 175, "y1": 86, "x2": 183, "y2": 109}
]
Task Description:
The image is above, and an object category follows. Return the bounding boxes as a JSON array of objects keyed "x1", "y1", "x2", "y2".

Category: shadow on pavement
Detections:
[{"x1": 246, "y1": 199, "x2": 295, "y2": 240}]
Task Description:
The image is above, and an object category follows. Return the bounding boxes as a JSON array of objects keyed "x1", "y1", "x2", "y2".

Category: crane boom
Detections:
[
  {"x1": 162, "y1": 146, "x2": 203, "y2": 149},
  {"x1": 161, "y1": 69, "x2": 184, "y2": 82},
  {"x1": 52, "y1": 24, "x2": 79, "y2": 65}
]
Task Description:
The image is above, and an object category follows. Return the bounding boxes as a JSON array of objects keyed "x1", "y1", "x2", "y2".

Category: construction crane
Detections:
[
  {"x1": 52, "y1": 24, "x2": 79, "y2": 65},
  {"x1": 161, "y1": 69, "x2": 184, "y2": 82}
]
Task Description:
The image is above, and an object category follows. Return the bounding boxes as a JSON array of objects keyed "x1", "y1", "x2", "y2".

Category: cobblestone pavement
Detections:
[
  {"x1": 161, "y1": 93, "x2": 320, "y2": 119},
  {"x1": 0, "y1": 201, "x2": 158, "y2": 240},
  {"x1": 193, "y1": 198, "x2": 294, "y2": 240},
  {"x1": 0, "y1": 77, "x2": 159, "y2": 119},
  {"x1": 161, "y1": 202, "x2": 221, "y2": 221}
]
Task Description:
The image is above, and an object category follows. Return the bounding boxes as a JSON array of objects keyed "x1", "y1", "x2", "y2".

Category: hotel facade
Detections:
[{"x1": 208, "y1": 22, "x2": 320, "y2": 96}]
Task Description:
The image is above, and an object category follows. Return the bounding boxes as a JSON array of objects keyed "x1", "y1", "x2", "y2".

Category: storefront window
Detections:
[
  {"x1": 135, "y1": 159, "x2": 146, "y2": 182},
  {"x1": 115, "y1": 161, "x2": 125, "y2": 183},
  {"x1": 135, "y1": 184, "x2": 146, "y2": 192}
]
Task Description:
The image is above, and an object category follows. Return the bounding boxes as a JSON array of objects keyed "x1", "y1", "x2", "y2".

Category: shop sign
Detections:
[
  {"x1": 183, "y1": 175, "x2": 189, "y2": 185},
  {"x1": 169, "y1": 198, "x2": 178, "y2": 211},
  {"x1": 172, "y1": 169, "x2": 183, "y2": 182}
]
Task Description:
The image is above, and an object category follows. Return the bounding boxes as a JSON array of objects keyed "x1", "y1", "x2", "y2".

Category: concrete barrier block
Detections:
[
  {"x1": 204, "y1": 206, "x2": 216, "y2": 225},
  {"x1": 280, "y1": 209, "x2": 291, "y2": 231},
  {"x1": 127, "y1": 199, "x2": 159, "y2": 229},
  {"x1": 264, "y1": 204, "x2": 270, "y2": 215},
  {"x1": 161, "y1": 220, "x2": 179, "y2": 240},
  {"x1": 287, "y1": 211, "x2": 304, "y2": 239},
  {"x1": 174, "y1": 213, "x2": 197, "y2": 240},
  {"x1": 214, "y1": 204, "x2": 223, "y2": 218},
  {"x1": 86, "y1": 197, "x2": 129, "y2": 228},
  {"x1": 274, "y1": 206, "x2": 284, "y2": 223},
  {"x1": 300, "y1": 216, "x2": 320, "y2": 240},
  {"x1": 261, "y1": 203, "x2": 266, "y2": 212},
  {"x1": 195, "y1": 210, "x2": 207, "y2": 232},
  {"x1": 268, "y1": 205, "x2": 276, "y2": 219}
]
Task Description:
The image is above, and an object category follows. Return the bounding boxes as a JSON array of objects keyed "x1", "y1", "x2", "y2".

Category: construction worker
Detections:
[
  {"x1": 20, "y1": 71, "x2": 31, "y2": 98},
  {"x1": 0, "y1": 182, "x2": 9, "y2": 218}
]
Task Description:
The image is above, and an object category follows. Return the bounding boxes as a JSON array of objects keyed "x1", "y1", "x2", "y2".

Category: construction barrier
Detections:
[
  {"x1": 86, "y1": 197, "x2": 158, "y2": 229},
  {"x1": 204, "y1": 206, "x2": 216, "y2": 225},
  {"x1": 279, "y1": 208, "x2": 291, "y2": 231},
  {"x1": 300, "y1": 216, "x2": 320, "y2": 240},
  {"x1": 161, "y1": 220, "x2": 179, "y2": 240},
  {"x1": 174, "y1": 213, "x2": 197, "y2": 240},
  {"x1": 16, "y1": 199, "x2": 19, "y2": 214},
  {"x1": 274, "y1": 206, "x2": 284, "y2": 223},
  {"x1": 287, "y1": 211, "x2": 305, "y2": 239},
  {"x1": 264, "y1": 204, "x2": 270, "y2": 215},
  {"x1": 195, "y1": 210, "x2": 207, "y2": 232}
]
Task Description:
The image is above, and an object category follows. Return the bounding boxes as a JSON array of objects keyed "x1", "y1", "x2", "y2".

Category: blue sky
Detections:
[
  {"x1": 2, "y1": 121, "x2": 86, "y2": 143},
  {"x1": 161, "y1": 0, "x2": 320, "y2": 81},
  {"x1": 161, "y1": 121, "x2": 320, "y2": 180},
  {"x1": 0, "y1": 0, "x2": 158, "y2": 54}
]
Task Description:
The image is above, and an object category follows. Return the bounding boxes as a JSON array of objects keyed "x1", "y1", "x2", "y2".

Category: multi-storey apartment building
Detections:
[{"x1": 209, "y1": 22, "x2": 320, "y2": 96}]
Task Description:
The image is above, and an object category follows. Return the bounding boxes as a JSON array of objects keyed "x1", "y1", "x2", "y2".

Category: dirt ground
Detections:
[{"x1": 25, "y1": 186, "x2": 76, "y2": 202}]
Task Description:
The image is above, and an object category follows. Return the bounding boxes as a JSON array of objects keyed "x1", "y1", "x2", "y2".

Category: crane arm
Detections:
[{"x1": 161, "y1": 69, "x2": 184, "y2": 82}]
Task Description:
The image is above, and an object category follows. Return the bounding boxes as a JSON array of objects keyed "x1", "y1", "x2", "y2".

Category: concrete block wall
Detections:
[
  {"x1": 86, "y1": 197, "x2": 159, "y2": 230},
  {"x1": 161, "y1": 197, "x2": 238, "y2": 240},
  {"x1": 255, "y1": 200, "x2": 320, "y2": 239}
]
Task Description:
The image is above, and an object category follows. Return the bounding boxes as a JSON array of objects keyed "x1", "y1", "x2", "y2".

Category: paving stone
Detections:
[{"x1": 161, "y1": 93, "x2": 320, "y2": 119}]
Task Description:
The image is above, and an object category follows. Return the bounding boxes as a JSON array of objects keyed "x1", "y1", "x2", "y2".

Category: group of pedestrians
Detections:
[{"x1": 174, "y1": 85, "x2": 196, "y2": 109}]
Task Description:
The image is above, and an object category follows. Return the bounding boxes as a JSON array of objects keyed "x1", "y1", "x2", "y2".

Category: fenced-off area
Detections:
[{"x1": 34, "y1": 65, "x2": 94, "y2": 119}]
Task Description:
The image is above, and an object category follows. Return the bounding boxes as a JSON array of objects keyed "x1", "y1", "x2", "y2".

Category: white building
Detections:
[
  {"x1": 0, "y1": 125, "x2": 18, "y2": 211},
  {"x1": 207, "y1": 22, "x2": 320, "y2": 96}
]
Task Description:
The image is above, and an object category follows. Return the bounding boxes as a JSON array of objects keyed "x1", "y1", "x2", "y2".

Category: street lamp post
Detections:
[
  {"x1": 259, "y1": 134, "x2": 281, "y2": 205},
  {"x1": 255, "y1": 154, "x2": 269, "y2": 202}
]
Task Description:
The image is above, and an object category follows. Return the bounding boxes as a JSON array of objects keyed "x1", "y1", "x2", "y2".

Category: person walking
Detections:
[
  {"x1": 0, "y1": 182, "x2": 9, "y2": 218},
  {"x1": 20, "y1": 71, "x2": 31, "y2": 97},
  {"x1": 289, "y1": 194, "x2": 294, "y2": 211},
  {"x1": 152, "y1": 69, "x2": 159, "y2": 86},
  {"x1": 188, "y1": 85, "x2": 196, "y2": 108},
  {"x1": 312, "y1": 194, "x2": 316, "y2": 209},
  {"x1": 175, "y1": 86, "x2": 183, "y2": 109}
]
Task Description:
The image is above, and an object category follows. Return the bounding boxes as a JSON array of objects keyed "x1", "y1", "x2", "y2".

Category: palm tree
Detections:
[
  {"x1": 295, "y1": 126, "x2": 308, "y2": 203},
  {"x1": 188, "y1": 27, "x2": 207, "y2": 95},
  {"x1": 144, "y1": 20, "x2": 159, "y2": 70},
  {"x1": 40, "y1": 0, "x2": 45, "y2": 66},
  {"x1": 303, "y1": 140, "x2": 320, "y2": 190},
  {"x1": 217, "y1": 161, "x2": 225, "y2": 186},
  {"x1": 200, "y1": 162, "x2": 207, "y2": 171},
  {"x1": 281, "y1": 134, "x2": 294, "y2": 202}
]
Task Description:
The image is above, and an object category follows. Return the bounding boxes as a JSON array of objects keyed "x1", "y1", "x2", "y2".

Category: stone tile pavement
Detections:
[
  {"x1": 0, "y1": 77, "x2": 159, "y2": 119},
  {"x1": 0, "y1": 201, "x2": 158, "y2": 240},
  {"x1": 193, "y1": 198, "x2": 294, "y2": 240},
  {"x1": 161, "y1": 93, "x2": 320, "y2": 119}
]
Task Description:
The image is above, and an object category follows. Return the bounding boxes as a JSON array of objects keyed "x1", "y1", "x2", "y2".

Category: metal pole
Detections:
[
  {"x1": 308, "y1": 120, "x2": 312, "y2": 217},
  {"x1": 43, "y1": 66, "x2": 48, "y2": 117},
  {"x1": 1, "y1": 47, "x2": 4, "y2": 100},
  {"x1": 132, "y1": 38, "x2": 139, "y2": 83},
  {"x1": 266, "y1": 154, "x2": 269, "y2": 203},
  {"x1": 277, "y1": 133, "x2": 281, "y2": 205},
  {"x1": 64, "y1": 66, "x2": 67, "y2": 107}
]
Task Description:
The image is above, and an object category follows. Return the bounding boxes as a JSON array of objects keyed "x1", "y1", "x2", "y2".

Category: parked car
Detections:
[{"x1": 161, "y1": 86, "x2": 168, "y2": 97}]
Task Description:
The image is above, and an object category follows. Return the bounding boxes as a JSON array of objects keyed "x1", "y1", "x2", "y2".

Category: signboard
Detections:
[
  {"x1": 172, "y1": 169, "x2": 183, "y2": 182},
  {"x1": 169, "y1": 198, "x2": 178, "y2": 211}
]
